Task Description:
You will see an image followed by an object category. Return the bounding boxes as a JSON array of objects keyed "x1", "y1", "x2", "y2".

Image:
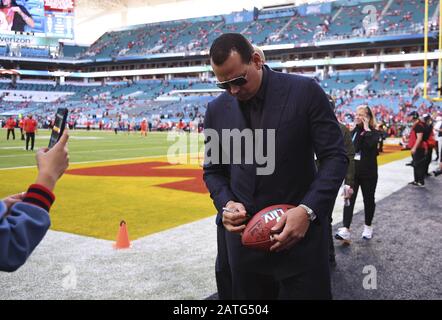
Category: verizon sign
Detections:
[{"x1": 44, "y1": 0, "x2": 75, "y2": 12}]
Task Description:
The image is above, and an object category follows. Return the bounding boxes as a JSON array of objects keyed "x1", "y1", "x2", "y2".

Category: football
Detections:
[{"x1": 241, "y1": 204, "x2": 295, "y2": 251}]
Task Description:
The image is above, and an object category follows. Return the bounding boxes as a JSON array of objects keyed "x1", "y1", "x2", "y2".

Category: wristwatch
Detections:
[{"x1": 299, "y1": 204, "x2": 316, "y2": 222}]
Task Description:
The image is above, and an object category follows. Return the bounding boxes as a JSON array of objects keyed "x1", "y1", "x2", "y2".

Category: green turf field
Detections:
[
  {"x1": 0, "y1": 128, "x2": 203, "y2": 168},
  {"x1": 0, "y1": 128, "x2": 411, "y2": 240},
  {"x1": 0, "y1": 128, "x2": 211, "y2": 240}
]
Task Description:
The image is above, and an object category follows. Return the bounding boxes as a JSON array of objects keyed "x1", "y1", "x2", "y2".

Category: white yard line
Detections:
[{"x1": 0, "y1": 152, "x2": 201, "y2": 170}]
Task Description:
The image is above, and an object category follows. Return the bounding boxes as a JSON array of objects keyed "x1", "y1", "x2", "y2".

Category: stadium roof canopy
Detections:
[
  {"x1": 76, "y1": 0, "x2": 179, "y2": 11},
  {"x1": 75, "y1": 0, "x2": 330, "y2": 15},
  {"x1": 74, "y1": 0, "x2": 332, "y2": 44}
]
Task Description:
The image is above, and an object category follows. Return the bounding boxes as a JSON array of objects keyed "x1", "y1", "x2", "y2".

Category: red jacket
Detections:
[
  {"x1": 5, "y1": 118, "x2": 16, "y2": 129},
  {"x1": 24, "y1": 118, "x2": 38, "y2": 133},
  {"x1": 408, "y1": 121, "x2": 426, "y2": 150}
]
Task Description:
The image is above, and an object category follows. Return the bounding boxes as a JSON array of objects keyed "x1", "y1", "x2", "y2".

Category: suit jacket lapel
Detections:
[
  {"x1": 261, "y1": 68, "x2": 290, "y2": 131},
  {"x1": 226, "y1": 97, "x2": 247, "y2": 131},
  {"x1": 254, "y1": 69, "x2": 290, "y2": 193}
]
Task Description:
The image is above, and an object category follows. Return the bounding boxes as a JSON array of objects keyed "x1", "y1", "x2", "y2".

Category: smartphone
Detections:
[{"x1": 48, "y1": 108, "x2": 68, "y2": 148}]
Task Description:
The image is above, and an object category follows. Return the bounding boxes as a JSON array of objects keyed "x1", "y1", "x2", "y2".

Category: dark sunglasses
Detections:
[{"x1": 216, "y1": 68, "x2": 249, "y2": 90}]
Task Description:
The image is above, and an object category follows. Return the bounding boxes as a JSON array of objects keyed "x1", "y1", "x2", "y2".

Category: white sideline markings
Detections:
[
  {"x1": 0, "y1": 146, "x2": 171, "y2": 159},
  {"x1": 0, "y1": 152, "x2": 202, "y2": 170}
]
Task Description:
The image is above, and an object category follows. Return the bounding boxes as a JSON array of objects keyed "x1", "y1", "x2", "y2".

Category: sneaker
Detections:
[
  {"x1": 409, "y1": 181, "x2": 425, "y2": 187},
  {"x1": 362, "y1": 225, "x2": 373, "y2": 240},
  {"x1": 335, "y1": 227, "x2": 351, "y2": 242}
]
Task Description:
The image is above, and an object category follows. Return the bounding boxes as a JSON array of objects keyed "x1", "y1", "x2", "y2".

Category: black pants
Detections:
[
  {"x1": 425, "y1": 147, "x2": 433, "y2": 175},
  {"x1": 435, "y1": 141, "x2": 439, "y2": 160},
  {"x1": 26, "y1": 132, "x2": 35, "y2": 150},
  {"x1": 343, "y1": 174, "x2": 378, "y2": 228},
  {"x1": 230, "y1": 266, "x2": 331, "y2": 300},
  {"x1": 328, "y1": 211, "x2": 335, "y2": 261},
  {"x1": 20, "y1": 128, "x2": 24, "y2": 140},
  {"x1": 7, "y1": 129, "x2": 15, "y2": 140},
  {"x1": 413, "y1": 149, "x2": 427, "y2": 184},
  {"x1": 215, "y1": 226, "x2": 233, "y2": 300}
]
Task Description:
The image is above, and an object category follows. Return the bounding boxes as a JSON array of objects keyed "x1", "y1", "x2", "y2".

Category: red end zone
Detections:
[{"x1": 66, "y1": 161, "x2": 207, "y2": 194}]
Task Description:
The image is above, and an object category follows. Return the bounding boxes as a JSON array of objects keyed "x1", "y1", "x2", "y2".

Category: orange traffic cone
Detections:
[{"x1": 113, "y1": 220, "x2": 131, "y2": 249}]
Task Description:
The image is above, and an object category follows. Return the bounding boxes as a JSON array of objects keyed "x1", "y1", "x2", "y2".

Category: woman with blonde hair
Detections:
[{"x1": 336, "y1": 105, "x2": 380, "y2": 242}]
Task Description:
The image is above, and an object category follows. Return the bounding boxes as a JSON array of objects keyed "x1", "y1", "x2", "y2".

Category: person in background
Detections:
[
  {"x1": 0, "y1": 131, "x2": 69, "y2": 272},
  {"x1": 327, "y1": 95, "x2": 355, "y2": 267},
  {"x1": 18, "y1": 117, "x2": 25, "y2": 140},
  {"x1": 112, "y1": 120, "x2": 119, "y2": 134},
  {"x1": 433, "y1": 149, "x2": 442, "y2": 176},
  {"x1": 377, "y1": 121, "x2": 387, "y2": 153},
  {"x1": 336, "y1": 105, "x2": 380, "y2": 242},
  {"x1": 434, "y1": 115, "x2": 442, "y2": 162},
  {"x1": 5, "y1": 116, "x2": 16, "y2": 140},
  {"x1": 423, "y1": 114, "x2": 436, "y2": 176},
  {"x1": 407, "y1": 111, "x2": 428, "y2": 187},
  {"x1": 140, "y1": 118, "x2": 148, "y2": 137},
  {"x1": 253, "y1": 45, "x2": 266, "y2": 63},
  {"x1": 24, "y1": 114, "x2": 38, "y2": 151}
]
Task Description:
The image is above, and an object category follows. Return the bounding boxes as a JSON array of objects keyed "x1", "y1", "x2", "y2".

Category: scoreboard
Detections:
[{"x1": 0, "y1": 0, "x2": 75, "y2": 39}]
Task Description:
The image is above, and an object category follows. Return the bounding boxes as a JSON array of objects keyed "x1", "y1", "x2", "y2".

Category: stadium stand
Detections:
[
  {"x1": 59, "y1": 0, "x2": 438, "y2": 59},
  {"x1": 0, "y1": 0, "x2": 441, "y2": 134}
]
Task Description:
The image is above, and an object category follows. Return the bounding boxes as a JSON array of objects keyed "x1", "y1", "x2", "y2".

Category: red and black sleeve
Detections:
[{"x1": 23, "y1": 184, "x2": 56, "y2": 212}]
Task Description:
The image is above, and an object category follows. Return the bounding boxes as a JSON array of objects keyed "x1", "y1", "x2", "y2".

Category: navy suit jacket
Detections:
[{"x1": 203, "y1": 67, "x2": 348, "y2": 277}]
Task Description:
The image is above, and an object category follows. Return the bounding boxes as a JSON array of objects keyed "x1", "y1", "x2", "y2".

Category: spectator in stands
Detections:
[
  {"x1": 5, "y1": 116, "x2": 16, "y2": 140},
  {"x1": 1, "y1": 130, "x2": 69, "y2": 272},
  {"x1": 336, "y1": 105, "x2": 380, "y2": 243},
  {"x1": 0, "y1": 0, "x2": 35, "y2": 32},
  {"x1": 24, "y1": 114, "x2": 37, "y2": 151}
]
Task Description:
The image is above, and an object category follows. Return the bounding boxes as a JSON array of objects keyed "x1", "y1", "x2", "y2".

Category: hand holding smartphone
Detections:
[{"x1": 48, "y1": 108, "x2": 68, "y2": 149}]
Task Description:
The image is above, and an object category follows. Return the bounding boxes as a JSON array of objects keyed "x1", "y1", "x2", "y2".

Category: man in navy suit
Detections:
[{"x1": 203, "y1": 33, "x2": 348, "y2": 299}]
